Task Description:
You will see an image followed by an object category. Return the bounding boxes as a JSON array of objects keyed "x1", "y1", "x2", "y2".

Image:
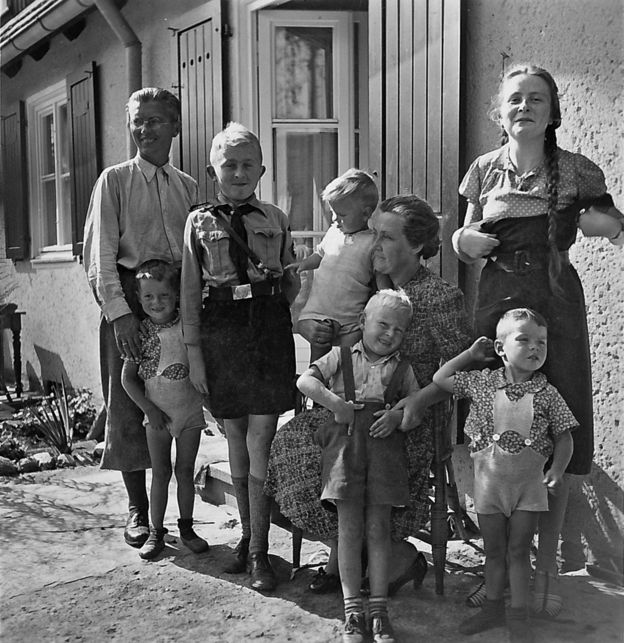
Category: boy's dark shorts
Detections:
[
  {"x1": 200, "y1": 294, "x2": 296, "y2": 418},
  {"x1": 315, "y1": 402, "x2": 409, "y2": 508}
]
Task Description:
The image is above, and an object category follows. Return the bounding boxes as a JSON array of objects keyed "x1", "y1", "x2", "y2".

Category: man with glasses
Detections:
[{"x1": 83, "y1": 88, "x2": 198, "y2": 548}]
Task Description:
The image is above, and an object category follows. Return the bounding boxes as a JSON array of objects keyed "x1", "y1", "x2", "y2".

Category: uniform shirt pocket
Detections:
[
  {"x1": 197, "y1": 228, "x2": 231, "y2": 276},
  {"x1": 248, "y1": 226, "x2": 283, "y2": 269}
]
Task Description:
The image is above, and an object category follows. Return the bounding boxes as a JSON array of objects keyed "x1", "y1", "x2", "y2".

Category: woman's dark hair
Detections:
[
  {"x1": 126, "y1": 87, "x2": 181, "y2": 123},
  {"x1": 135, "y1": 259, "x2": 180, "y2": 294},
  {"x1": 378, "y1": 194, "x2": 441, "y2": 259},
  {"x1": 492, "y1": 64, "x2": 563, "y2": 295}
]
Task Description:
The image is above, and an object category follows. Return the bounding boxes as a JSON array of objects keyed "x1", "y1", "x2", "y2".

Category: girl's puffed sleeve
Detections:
[
  {"x1": 574, "y1": 153, "x2": 607, "y2": 200},
  {"x1": 459, "y1": 157, "x2": 483, "y2": 206}
]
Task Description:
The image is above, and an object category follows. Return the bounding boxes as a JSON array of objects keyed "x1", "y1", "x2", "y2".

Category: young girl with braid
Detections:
[{"x1": 453, "y1": 64, "x2": 623, "y2": 619}]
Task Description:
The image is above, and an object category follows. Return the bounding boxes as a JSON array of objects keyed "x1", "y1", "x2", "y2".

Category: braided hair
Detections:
[{"x1": 492, "y1": 65, "x2": 564, "y2": 295}]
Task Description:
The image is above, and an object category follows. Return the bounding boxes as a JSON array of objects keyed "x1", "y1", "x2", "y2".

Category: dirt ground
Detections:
[{"x1": 1, "y1": 432, "x2": 623, "y2": 643}]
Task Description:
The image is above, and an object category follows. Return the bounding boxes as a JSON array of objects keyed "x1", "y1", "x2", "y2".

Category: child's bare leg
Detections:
[
  {"x1": 174, "y1": 428, "x2": 202, "y2": 520},
  {"x1": 459, "y1": 512, "x2": 508, "y2": 634},
  {"x1": 536, "y1": 475, "x2": 570, "y2": 574},
  {"x1": 366, "y1": 504, "x2": 392, "y2": 597},
  {"x1": 246, "y1": 414, "x2": 279, "y2": 591},
  {"x1": 223, "y1": 417, "x2": 250, "y2": 477},
  {"x1": 336, "y1": 498, "x2": 365, "y2": 598},
  {"x1": 246, "y1": 414, "x2": 278, "y2": 480},
  {"x1": 478, "y1": 513, "x2": 508, "y2": 599},
  {"x1": 145, "y1": 427, "x2": 173, "y2": 529},
  {"x1": 508, "y1": 510, "x2": 539, "y2": 609}
]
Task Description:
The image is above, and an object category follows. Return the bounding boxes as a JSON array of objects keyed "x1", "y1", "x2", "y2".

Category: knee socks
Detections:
[
  {"x1": 231, "y1": 475, "x2": 251, "y2": 541},
  {"x1": 344, "y1": 596, "x2": 364, "y2": 618},
  {"x1": 248, "y1": 473, "x2": 272, "y2": 554},
  {"x1": 369, "y1": 596, "x2": 388, "y2": 618}
]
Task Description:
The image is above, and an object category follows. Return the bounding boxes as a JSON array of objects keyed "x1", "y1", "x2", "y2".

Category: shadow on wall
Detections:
[
  {"x1": 562, "y1": 467, "x2": 624, "y2": 579},
  {"x1": 32, "y1": 345, "x2": 73, "y2": 393}
]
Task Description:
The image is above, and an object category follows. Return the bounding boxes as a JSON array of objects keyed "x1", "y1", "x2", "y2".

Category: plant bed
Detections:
[{"x1": 0, "y1": 388, "x2": 99, "y2": 476}]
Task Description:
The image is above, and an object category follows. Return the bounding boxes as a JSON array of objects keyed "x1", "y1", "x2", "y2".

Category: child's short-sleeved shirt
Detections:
[
  {"x1": 312, "y1": 340, "x2": 419, "y2": 402},
  {"x1": 453, "y1": 368, "x2": 577, "y2": 458},
  {"x1": 137, "y1": 316, "x2": 188, "y2": 382},
  {"x1": 459, "y1": 145, "x2": 607, "y2": 225},
  {"x1": 299, "y1": 225, "x2": 374, "y2": 325}
]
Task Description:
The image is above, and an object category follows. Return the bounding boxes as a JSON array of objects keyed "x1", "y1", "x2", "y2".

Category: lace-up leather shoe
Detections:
[
  {"x1": 248, "y1": 551, "x2": 277, "y2": 592},
  {"x1": 123, "y1": 508, "x2": 149, "y2": 547}
]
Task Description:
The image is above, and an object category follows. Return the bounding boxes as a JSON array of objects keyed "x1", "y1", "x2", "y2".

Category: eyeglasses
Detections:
[{"x1": 129, "y1": 117, "x2": 174, "y2": 129}]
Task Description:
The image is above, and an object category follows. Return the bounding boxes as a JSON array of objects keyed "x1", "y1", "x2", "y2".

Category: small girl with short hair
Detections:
[
  {"x1": 122, "y1": 259, "x2": 208, "y2": 559},
  {"x1": 434, "y1": 308, "x2": 576, "y2": 643},
  {"x1": 453, "y1": 64, "x2": 623, "y2": 616}
]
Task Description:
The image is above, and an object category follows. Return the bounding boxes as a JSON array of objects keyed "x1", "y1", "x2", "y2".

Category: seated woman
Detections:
[{"x1": 265, "y1": 194, "x2": 473, "y2": 594}]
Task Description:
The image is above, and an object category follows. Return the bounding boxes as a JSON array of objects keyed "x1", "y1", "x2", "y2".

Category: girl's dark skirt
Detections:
[{"x1": 200, "y1": 294, "x2": 296, "y2": 418}]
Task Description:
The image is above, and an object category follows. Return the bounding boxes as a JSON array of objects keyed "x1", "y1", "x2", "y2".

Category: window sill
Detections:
[{"x1": 31, "y1": 248, "x2": 77, "y2": 266}]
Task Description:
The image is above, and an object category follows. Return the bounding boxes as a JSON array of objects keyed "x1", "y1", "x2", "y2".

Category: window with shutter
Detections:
[
  {"x1": 368, "y1": 0, "x2": 461, "y2": 284},
  {"x1": 176, "y1": 1, "x2": 223, "y2": 204},
  {"x1": 1, "y1": 102, "x2": 29, "y2": 260},
  {"x1": 68, "y1": 62, "x2": 99, "y2": 257}
]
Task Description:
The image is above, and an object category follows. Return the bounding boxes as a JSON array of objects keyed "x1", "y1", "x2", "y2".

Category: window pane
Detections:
[
  {"x1": 274, "y1": 27, "x2": 333, "y2": 119},
  {"x1": 274, "y1": 129, "x2": 337, "y2": 236},
  {"x1": 58, "y1": 103, "x2": 70, "y2": 175},
  {"x1": 42, "y1": 178, "x2": 57, "y2": 246},
  {"x1": 59, "y1": 174, "x2": 72, "y2": 244},
  {"x1": 42, "y1": 113, "x2": 55, "y2": 175}
]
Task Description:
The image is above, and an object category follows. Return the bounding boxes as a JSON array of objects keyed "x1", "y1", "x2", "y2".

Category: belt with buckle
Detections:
[
  {"x1": 489, "y1": 250, "x2": 568, "y2": 274},
  {"x1": 206, "y1": 280, "x2": 281, "y2": 302}
]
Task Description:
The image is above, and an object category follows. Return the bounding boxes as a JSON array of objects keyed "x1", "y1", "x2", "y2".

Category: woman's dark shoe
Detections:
[
  {"x1": 124, "y1": 508, "x2": 149, "y2": 548},
  {"x1": 387, "y1": 551, "x2": 428, "y2": 596},
  {"x1": 248, "y1": 551, "x2": 277, "y2": 592},
  {"x1": 308, "y1": 567, "x2": 341, "y2": 594},
  {"x1": 223, "y1": 537, "x2": 250, "y2": 574}
]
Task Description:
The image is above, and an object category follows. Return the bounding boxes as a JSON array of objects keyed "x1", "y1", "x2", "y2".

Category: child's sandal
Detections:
[
  {"x1": 532, "y1": 570, "x2": 562, "y2": 618},
  {"x1": 465, "y1": 579, "x2": 487, "y2": 607}
]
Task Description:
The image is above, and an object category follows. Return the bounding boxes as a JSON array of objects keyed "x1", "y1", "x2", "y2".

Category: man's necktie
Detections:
[{"x1": 217, "y1": 203, "x2": 257, "y2": 284}]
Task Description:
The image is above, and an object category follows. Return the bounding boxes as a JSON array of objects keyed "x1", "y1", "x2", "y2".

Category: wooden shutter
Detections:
[
  {"x1": 1, "y1": 102, "x2": 29, "y2": 260},
  {"x1": 368, "y1": 0, "x2": 461, "y2": 284},
  {"x1": 177, "y1": 0, "x2": 223, "y2": 203},
  {"x1": 67, "y1": 62, "x2": 99, "y2": 257}
]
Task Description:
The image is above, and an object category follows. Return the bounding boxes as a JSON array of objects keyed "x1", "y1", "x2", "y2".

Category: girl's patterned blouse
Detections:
[
  {"x1": 459, "y1": 145, "x2": 607, "y2": 225},
  {"x1": 137, "y1": 315, "x2": 189, "y2": 381},
  {"x1": 453, "y1": 368, "x2": 578, "y2": 457}
]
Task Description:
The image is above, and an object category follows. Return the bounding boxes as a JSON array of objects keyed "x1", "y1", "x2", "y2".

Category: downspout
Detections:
[{"x1": 93, "y1": 0, "x2": 141, "y2": 157}]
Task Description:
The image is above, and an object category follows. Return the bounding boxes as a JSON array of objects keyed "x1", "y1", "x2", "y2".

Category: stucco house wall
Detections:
[
  {"x1": 1, "y1": 0, "x2": 621, "y2": 570},
  {"x1": 456, "y1": 0, "x2": 623, "y2": 572},
  {"x1": 0, "y1": 0, "x2": 204, "y2": 398}
]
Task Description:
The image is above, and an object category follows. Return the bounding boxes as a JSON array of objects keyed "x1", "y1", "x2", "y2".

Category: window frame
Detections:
[
  {"x1": 256, "y1": 9, "x2": 366, "y2": 245},
  {"x1": 26, "y1": 80, "x2": 73, "y2": 262}
]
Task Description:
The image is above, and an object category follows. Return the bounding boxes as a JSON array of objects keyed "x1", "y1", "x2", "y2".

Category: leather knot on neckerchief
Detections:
[{"x1": 214, "y1": 203, "x2": 257, "y2": 284}]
